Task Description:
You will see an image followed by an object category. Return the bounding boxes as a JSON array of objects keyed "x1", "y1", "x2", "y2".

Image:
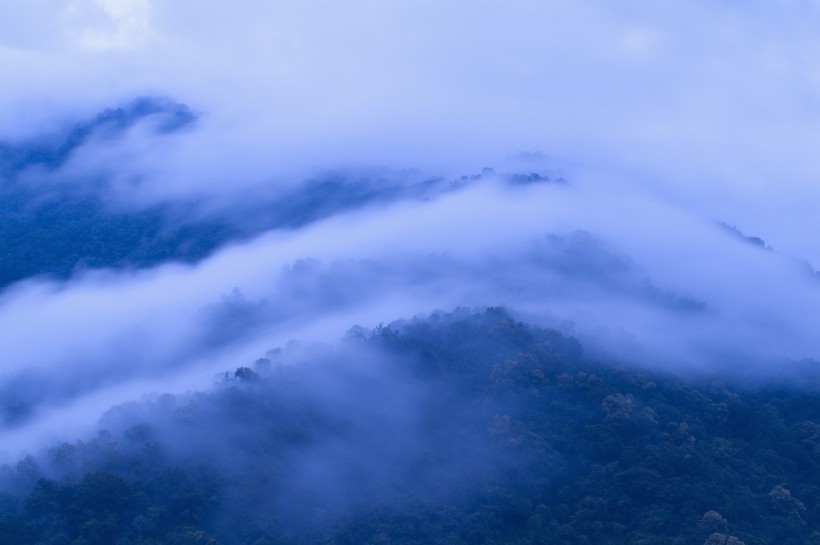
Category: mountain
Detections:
[
  {"x1": 0, "y1": 98, "x2": 558, "y2": 291},
  {"x1": 0, "y1": 97, "x2": 196, "y2": 176},
  {"x1": 0, "y1": 308, "x2": 817, "y2": 545}
]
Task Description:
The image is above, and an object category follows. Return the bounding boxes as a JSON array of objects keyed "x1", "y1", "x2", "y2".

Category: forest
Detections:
[
  {"x1": 4, "y1": 3, "x2": 820, "y2": 545},
  {"x1": 0, "y1": 96, "x2": 538, "y2": 289},
  {"x1": 0, "y1": 308, "x2": 816, "y2": 545}
]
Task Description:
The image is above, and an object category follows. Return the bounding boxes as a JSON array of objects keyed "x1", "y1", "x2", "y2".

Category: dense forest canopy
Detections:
[{"x1": 0, "y1": 308, "x2": 817, "y2": 545}]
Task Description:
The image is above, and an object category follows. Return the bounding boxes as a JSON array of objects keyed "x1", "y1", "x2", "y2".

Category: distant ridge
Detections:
[{"x1": 0, "y1": 96, "x2": 196, "y2": 176}]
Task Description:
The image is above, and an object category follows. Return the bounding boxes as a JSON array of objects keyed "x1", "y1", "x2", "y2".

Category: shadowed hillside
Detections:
[{"x1": 0, "y1": 308, "x2": 817, "y2": 545}]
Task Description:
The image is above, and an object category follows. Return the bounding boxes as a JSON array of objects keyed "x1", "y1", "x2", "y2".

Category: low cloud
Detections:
[
  {"x1": 1, "y1": 1, "x2": 820, "y2": 458},
  {"x1": 0, "y1": 177, "x2": 819, "y2": 457}
]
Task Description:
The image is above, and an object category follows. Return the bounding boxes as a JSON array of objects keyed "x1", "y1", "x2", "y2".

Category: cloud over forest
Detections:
[{"x1": 1, "y1": 0, "x2": 820, "y2": 457}]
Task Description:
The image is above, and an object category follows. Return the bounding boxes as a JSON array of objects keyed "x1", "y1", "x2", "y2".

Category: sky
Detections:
[{"x1": 1, "y1": 0, "x2": 820, "y2": 457}]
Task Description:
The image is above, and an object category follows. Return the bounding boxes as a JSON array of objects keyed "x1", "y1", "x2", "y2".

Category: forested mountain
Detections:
[
  {"x1": 0, "y1": 97, "x2": 560, "y2": 290},
  {"x1": 2, "y1": 102, "x2": 816, "y2": 544},
  {"x1": 0, "y1": 97, "x2": 230, "y2": 287},
  {"x1": 4, "y1": 3, "x2": 820, "y2": 545},
  {"x1": 0, "y1": 308, "x2": 816, "y2": 545}
]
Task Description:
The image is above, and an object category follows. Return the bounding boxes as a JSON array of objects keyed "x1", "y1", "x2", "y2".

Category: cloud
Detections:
[
  {"x1": 1, "y1": 1, "x2": 820, "y2": 458},
  {"x1": 3, "y1": 1, "x2": 820, "y2": 205},
  {"x1": 0, "y1": 175, "x2": 819, "y2": 458},
  {"x1": 69, "y1": 0, "x2": 155, "y2": 51}
]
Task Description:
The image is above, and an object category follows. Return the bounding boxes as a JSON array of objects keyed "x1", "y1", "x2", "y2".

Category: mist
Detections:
[
  {"x1": 1, "y1": 175, "x2": 818, "y2": 458},
  {"x1": 1, "y1": 3, "x2": 820, "y2": 538}
]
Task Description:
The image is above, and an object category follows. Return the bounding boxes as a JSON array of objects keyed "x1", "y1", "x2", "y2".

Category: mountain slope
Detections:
[{"x1": 0, "y1": 308, "x2": 817, "y2": 545}]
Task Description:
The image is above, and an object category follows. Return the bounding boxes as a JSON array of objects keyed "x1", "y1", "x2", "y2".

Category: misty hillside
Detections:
[
  {"x1": 0, "y1": 97, "x2": 230, "y2": 287},
  {"x1": 0, "y1": 98, "x2": 558, "y2": 290},
  {"x1": 0, "y1": 308, "x2": 817, "y2": 545},
  {"x1": 5, "y1": 3, "x2": 820, "y2": 545}
]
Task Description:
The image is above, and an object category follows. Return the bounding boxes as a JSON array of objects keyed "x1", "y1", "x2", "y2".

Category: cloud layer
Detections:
[{"x1": 1, "y1": 1, "x2": 820, "y2": 457}]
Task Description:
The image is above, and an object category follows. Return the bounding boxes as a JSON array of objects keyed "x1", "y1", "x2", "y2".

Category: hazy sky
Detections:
[{"x1": 1, "y1": 0, "x2": 820, "y2": 457}]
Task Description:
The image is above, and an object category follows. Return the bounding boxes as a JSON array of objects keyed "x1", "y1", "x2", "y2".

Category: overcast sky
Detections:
[{"x1": 2, "y1": 0, "x2": 820, "y2": 457}]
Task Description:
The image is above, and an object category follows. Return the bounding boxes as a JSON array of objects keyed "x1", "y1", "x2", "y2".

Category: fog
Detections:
[{"x1": 1, "y1": 0, "x2": 820, "y2": 462}]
